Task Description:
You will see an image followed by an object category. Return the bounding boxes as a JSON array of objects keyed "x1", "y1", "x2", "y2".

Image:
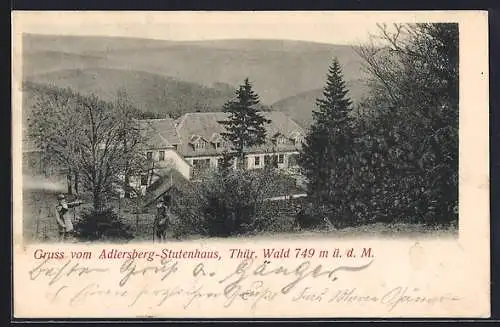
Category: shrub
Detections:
[
  {"x1": 296, "y1": 202, "x2": 328, "y2": 229},
  {"x1": 253, "y1": 200, "x2": 298, "y2": 233},
  {"x1": 198, "y1": 169, "x2": 258, "y2": 237},
  {"x1": 73, "y1": 207, "x2": 134, "y2": 241},
  {"x1": 170, "y1": 168, "x2": 303, "y2": 238},
  {"x1": 169, "y1": 194, "x2": 208, "y2": 239}
]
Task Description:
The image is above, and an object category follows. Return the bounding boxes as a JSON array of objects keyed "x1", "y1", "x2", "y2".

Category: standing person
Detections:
[
  {"x1": 154, "y1": 195, "x2": 172, "y2": 242},
  {"x1": 55, "y1": 194, "x2": 83, "y2": 241}
]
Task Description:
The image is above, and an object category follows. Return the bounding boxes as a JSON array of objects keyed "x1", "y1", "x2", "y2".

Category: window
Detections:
[
  {"x1": 288, "y1": 154, "x2": 298, "y2": 167},
  {"x1": 146, "y1": 151, "x2": 153, "y2": 160},
  {"x1": 216, "y1": 142, "x2": 221, "y2": 149},
  {"x1": 159, "y1": 150, "x2": 165, "y2": 161},
  {"x1": 140, "y1": 175, "x2": 148, "y2": 186},
  {"x1": 195, "y1": 141, "x2": 206, "y2": 151},
  {"x1": 254, "y1": 156, "x2": 260, "y2": 166},
  {"x1": 278, "y1": 154, "x2": 285, "y2": 164},
  {"x1": 193, "y1": 159, "x2": 210, "y2": 170}
]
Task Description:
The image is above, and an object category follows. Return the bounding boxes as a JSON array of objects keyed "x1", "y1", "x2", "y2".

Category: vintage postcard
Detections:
[{"x1": 12, "y1": 11, "x2": 489, "y2": 318}]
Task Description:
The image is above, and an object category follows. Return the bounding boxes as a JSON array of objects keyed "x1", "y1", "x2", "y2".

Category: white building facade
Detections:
[{"x1": 136, "y1": 111, "x2": 305, "y2": 192}]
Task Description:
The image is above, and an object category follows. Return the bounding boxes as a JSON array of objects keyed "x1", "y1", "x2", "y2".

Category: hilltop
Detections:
[
  {"x1": 24, "y1": 69, "x2": 236, "y2": 118},
  {"x1": 22, "y1": 34, "x2": 369, "y2": 123}
]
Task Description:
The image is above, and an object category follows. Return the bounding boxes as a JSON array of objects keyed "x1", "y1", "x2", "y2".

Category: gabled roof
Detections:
[
  {"x1": 142, "y1": 168, "x2": 193, "y2": 207},
  {"x1": 288, "y1": 130, "x2": 303, "y2": 139},
  {"x1": 138, "y1": 118, "x2": 181, "y2": 149},
  {"x1": 262, "y1": 111, "x2": 305, "y2": 140},
  {"x1": 189, "y1": 134, "x2": 205, "y2": 144},
  {"x1": 175, "y1": 111, "x2": 305, "y2": 157}
]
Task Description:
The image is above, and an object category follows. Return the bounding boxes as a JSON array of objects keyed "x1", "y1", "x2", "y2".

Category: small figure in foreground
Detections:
[
  {"x1": 154, "y1": 195, "x2": 173, "y2": 242},
  {"x1": 55, "y1": 194, "x2": 84, "y2": 241}
]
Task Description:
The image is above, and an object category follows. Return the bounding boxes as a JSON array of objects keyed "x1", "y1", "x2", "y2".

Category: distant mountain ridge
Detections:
[
  {"x1": 26, "y1": 68, "x2": 236, "y2": 118},
  {"x1": 22, "y1": 33, "x2": 369, "y2": 125}
]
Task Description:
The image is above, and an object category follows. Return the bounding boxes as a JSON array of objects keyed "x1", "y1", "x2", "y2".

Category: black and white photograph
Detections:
[
  {"x1": 12, "y1": 11, "x2": 491, "y2": 319},
  {"x1": 20, "y1": 13, "x2": 459, "y2": 244}
]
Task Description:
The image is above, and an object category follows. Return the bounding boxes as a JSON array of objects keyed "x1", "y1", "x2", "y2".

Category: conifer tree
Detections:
[
  {"x1": 298, "y1": 58, "x2": 355, "y2": 226},
  {"x1": 219, "y1": 78, "x2": 270, "y2": 169}
]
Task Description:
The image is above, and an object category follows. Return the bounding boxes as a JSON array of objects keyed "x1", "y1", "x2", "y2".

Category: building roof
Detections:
[
  {"x1": 142, "y1": 168, "x2": 193, "y2": 207},
  {"x1": 138, "y1": 118, "x2": 181, "y2": 149},
  {"x1": 174, "y1": 111, "x2": 305, "y2": 157}
]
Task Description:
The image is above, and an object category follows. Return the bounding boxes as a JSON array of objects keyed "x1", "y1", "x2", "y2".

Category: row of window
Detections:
[
  {"x1": 192, "y1": 154, "x2": 285, "y2": 168},
  {"x1": 254, "y1": 154, "x2": 284, "y2": 166},
  {"x1": 194, "y1": 140, "x2": 224, "y2": 151},
  {"x1": 192, "y1": 135, "x2": 303, "y2": 152},
  {"x1": 146, "y1": 150, "x2": 166, "y2": 161},
  {"x1": 146, "y1": 149, "x2": 287, "y2": 167},
  {"x1": 140, "y1": 153, "x2": 293, "y2": 185}
]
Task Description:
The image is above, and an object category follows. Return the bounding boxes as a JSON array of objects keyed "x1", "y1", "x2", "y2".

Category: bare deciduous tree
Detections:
[{"x1": 27, "y1": 85, "x2": 147, "y2": 211}]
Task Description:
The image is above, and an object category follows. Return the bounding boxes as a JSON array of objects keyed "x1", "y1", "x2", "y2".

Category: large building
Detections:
[
  {"x1": 140, "y1": 111, "x2": 305, "y2": 182},
  {"x1": 22, "y1": 111, "x2": 306, "y2": 199}
]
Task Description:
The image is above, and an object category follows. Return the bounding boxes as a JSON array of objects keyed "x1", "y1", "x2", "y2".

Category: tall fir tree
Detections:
[
  {"x1": 219, "y1": 78, "x2": 271, "y2": 169},
  {"x1": 298, "y1": 58, "x2": 355, "y2": 226}
]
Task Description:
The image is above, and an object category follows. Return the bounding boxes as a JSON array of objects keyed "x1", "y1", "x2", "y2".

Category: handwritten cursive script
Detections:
[
  {"x1": 119, "y1": 258, "x2": 178, "y2": 287},
  {"x1": 29, "y1": 258, "x2": 109, "y2": 286},
  {"x1": 219, "y1": 258, "x2": 374, "y2": 296},
  {"x1": 25, "y1": 257, "x2": 461, "y2": 314}
]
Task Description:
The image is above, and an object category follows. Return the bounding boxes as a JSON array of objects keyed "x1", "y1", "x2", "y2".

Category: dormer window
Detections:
[
  {"x1": 194, "y1": 140, "x2": 206, "y2": 151},
  {"x1": 211, "y1": 133, "x2": 225, "y2": 150},
  {"x1": 272, "y1": 133, "x2": 287, "y2": 145},
  {"x1": 289, "y1": 131, "x2": 304, "y2": 145},
  {"x1": 294, "y1": 135, "x2": 304, "y2": 145},
  {"x1": 190, "y1": 135, "x2": 207, "y2": 151},
  {"x1": 190, "y1": 135, "x2": 201, "y2": 143}
]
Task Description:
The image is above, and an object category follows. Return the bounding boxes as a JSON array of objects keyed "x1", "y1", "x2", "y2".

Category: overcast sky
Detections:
[{"x1": 13, "y1": 11, "x2": 463, "y2": 45}]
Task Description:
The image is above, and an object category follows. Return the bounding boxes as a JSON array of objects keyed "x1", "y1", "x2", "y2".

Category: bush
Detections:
[
  {"x1": 74, "y1": 208, "x2": 134, "y2": 241},
  {"x1": 198, "y1": 169, "x2": 259, "y2": 237},
  {"x1": 296, "y1": 202, "x2": 329, "y2": 229},
  {"x1": 169, "y1": 192, "x2": 208, "y2": 239},
  {"x1": 170, "y1": 168, "x2": 304, "y2": 238},
  {"x1": 253, "y1": 200, "x2": 298, "y2": 233}
]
